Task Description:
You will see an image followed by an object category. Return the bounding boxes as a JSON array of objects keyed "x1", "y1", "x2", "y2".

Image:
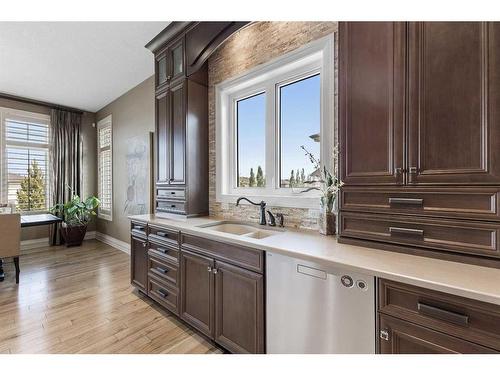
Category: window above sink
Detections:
[{"x1": 215, "y1": 35, "x2": 335, "y2": 209}]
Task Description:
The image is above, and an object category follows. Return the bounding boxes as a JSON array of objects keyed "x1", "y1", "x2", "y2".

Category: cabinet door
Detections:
[
  {"x1": 156, "y1": 52, "x2": 168, "y2": 89},
  {"x1": 156, "y1": 91, "x2": 170, "y2": 184},
  {"x1": 339, "y1": 22, "x2": 406, "y2": 185},
  {"x1": 180, "y1": 250, "x2": 214, "y2": 338},
  {"x1": 169, "y1": 80, "x2": 186, "y2": 184},
  {"x1": 379, "y1": 314, "x2": 496, "y2": 354},
  {"x1": 214, "y1": 261, "x2": 265, "y2": 354},
  {"x1": 408, "y1": 22, "x2": 500, "y2": 185},
  {"x1": 168, "y1": 38, "x2": 185, "y2": 82},
  {"x1": 131, "y1": 236, "x2": 148, "y2": 292}
]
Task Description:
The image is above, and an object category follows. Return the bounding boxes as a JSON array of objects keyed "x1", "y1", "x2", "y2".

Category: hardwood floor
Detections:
[{"x1": 0, "y1": 240, "x2": 222, "y2": 354}]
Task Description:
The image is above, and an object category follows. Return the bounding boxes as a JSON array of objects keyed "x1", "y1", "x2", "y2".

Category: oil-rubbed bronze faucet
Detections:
[{"x1": 236, "y1": 197, "x2": 267, "y2": 225}]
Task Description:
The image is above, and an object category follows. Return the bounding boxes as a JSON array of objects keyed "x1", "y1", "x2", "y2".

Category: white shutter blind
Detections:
[
  {"x1": 97, "y1": 116, "x2": 112, "y2": 220},
  {"x1": 1, "y1": 110, "x2": 50, "y2": 211}
]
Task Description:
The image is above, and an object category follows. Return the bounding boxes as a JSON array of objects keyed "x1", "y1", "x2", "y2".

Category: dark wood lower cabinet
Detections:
[
  {"x1": 214, "y1": 261, "x2": 265, "y2": 354},
  {"x1": 131, "y1": 236, "x2": 148, "y2": 293},
  {"x1": 379, "y1": 314, "x2": 497, "y2": 354},
  {"x1": 180, "y1": 249, "x2": 215, "y2": 337}
]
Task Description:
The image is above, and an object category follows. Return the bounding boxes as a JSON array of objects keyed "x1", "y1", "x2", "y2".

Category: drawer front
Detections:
[
  {"x1": 157, "y1": 188, "x2": 186, "y2": 200},
  {"x1": 148, "y1": 275, "x2": 179, "y2": 314},
  {"x1": 181, "y1": 234, "x2": 264, "y2": 273},
  {"x1": 340, "y1": 212, "x2": 500, "y2": 258},
  {"x1": 379, "y1": 279, "x2": 500, "y2": 351},
  {"x1": 156, "y1": 199, "x2": 186, "y2": 214},
  {"x1": 148, "y1": 254, "x2": 179, "y2": 286},
  {"x1": 130, "y1": 221, "x2": 147, "y2": 238},
  {"x1": 148, "y1": 241, "x2": 179, "y2": 264},
  {"x1": 379, "y1": 314, "x2": 497, "y2": 354},
  {"x1": 148, "y1": 225, "x2": 179, "y2": 247},
  {"x1": 341, "y1": 187, "x2": 500, "y2": 221}
]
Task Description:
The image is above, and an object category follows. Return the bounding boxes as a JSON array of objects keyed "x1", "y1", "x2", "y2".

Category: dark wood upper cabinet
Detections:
[
  {"x1": 131, "y1": 235, "x2": 148, "y2": 293},
  {"x1": 339, "y1": 22, "x2": 500, "y2": 265},
  {"x1": 339, "y1": 22, "x2": 406, "y2": 186},
  {"x1": 180, "y1": 249, "x2": 214, "y2": 338},
  {"x1": 155, "y1": 37, "x2": 185, "y2": 91},
  {"x1": 214, "y1": 260, "x2": 265, "y2": 354},
  {"x1": 408, "y1": 22, "x2": 500, "y2": 185}
]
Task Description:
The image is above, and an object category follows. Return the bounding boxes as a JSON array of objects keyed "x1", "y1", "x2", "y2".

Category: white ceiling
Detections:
[{"x1": 0, "y1": 22, "x2": 169, "y2": 112}]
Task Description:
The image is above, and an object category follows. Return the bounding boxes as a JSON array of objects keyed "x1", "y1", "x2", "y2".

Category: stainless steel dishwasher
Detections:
[{"x1": 266, "y1": 252, "x2": 376, "y2": 353}]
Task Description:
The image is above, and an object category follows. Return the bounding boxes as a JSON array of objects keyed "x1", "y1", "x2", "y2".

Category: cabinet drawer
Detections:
[
  {"x1": 130, "y1": 221, "x2": 147, "y2": 238},
  {"x1": 148, "y1": 254, "x2": 179, "y2": 286},
  {"x1": 148, "y1": 225, "x2": 179, "y2": 247},
  {"x1": 379, "y1": 279, "x2": 500, "y2": 351},
  {"x1": 379, "y1": 314, "x2": 497, "y2": 353},
  {"x1": 148, "y1": 274, "x2": 179, "y2": 314},
  {"x1": 341, "y1": 187, "x2": 500, "y2": 221},
  {"x1": 156, "y1": 199, "x2": 186, "y2": 214},
  {"x1": 181, "y1": 234, "x2": 264, "y2": 273},
  {"x1": 148, "y1": 241, "x2": 179, "y2": 264},
  {"x1": 340, "y1": 212, "x2": 500, "y2": 258},
  {"x1": 157, "y1": 188, "x2": 185, "y2": 200}
]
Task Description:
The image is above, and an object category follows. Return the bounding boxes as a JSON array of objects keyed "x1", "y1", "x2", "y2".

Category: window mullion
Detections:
[{"x1": 265, "y1": 82, "x2": 276, "y2": 192}]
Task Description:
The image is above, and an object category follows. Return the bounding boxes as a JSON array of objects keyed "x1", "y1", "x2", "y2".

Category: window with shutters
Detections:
[
  {"x1": 97, "y1": 115, "x2": 112, "y2": 220},
  {"x1": 0, "y1": 107, "x2": 50, "y2": 212}
]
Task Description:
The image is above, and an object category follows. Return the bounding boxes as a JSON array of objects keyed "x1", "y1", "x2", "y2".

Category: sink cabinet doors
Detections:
[
  {"x1": 214, "y1": 260, "x2": 265, "y2": 354},
  {"x1": 180, "y1": 235, "x2": 265, "y2": 354},
  {"x1": 180, "y1": 249, "x2": 215, "y2": 337}
]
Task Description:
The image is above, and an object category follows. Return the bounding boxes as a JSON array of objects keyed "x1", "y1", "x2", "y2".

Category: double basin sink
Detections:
[{"x1": 197, "y1": 221, "x2": 284, "y2": 239}]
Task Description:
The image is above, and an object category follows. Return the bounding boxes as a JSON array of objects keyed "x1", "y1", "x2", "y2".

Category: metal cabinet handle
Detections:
[
  {"x1": 213, "y1": 268, "x2": 218, "y2": 274},
  {"x1": 157, "y1": 247, "x2": 169, "y2": 254},
  {"x1": 409, "y1": 166, "x2": 418, "y2": 174},
  {"x1": 417, "y1": 302, "x2": 469, "y2": 327},
  {"x1": 157, "y1": 289, "x2": 168, "y2": 298},
  {"x1": 389, "y1": 227, "x2": 424, "y2": 237},
  {"x1": 389, "y1": 198, "x2": 424, "y2": 206},
  {"x1": 142, "y1": 242, "x2": 147, "y2": 248},
  {"x1": 207, "y1": 266, "x2": 212, "y2": 273},
  {"x1": 380, "y1": 329, "x2": 389, "y2": 341},
  {"x1": 156, "y1": 231, "x2": 168, "y2": 238},
  {"x1": 156, "y1": 267, "x2": 168, "y2": 274}
]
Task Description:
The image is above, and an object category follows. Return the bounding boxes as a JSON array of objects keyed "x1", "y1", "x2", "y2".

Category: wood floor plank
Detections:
[{"x1": 0, "y1": 240, "x2": 222, "y2": 354}]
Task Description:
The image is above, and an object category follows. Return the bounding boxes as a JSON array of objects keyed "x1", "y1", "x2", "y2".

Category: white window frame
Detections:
[
  {"x1": 0, "y1": 106, "x2": 51, "y2": 212},
  {"x1": 216, "y1": 34, "x2": 334, "y2": 209},
  {"x1": 97, "y1": 115, "x2": 113, "y2": 221}
]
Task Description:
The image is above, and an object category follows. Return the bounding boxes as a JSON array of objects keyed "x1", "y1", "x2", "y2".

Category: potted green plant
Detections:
[
  {"x1": 301, "y1": 145, "x2": 343, "y2": 235},
  {"x1": 50, "y1": 193, "x2": 100, "y2": 246}
]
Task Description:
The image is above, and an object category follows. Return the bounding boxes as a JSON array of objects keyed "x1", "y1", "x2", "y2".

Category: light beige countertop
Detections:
[{"x1": 129, "y1": 213, "x2": 500, "y2": 306}]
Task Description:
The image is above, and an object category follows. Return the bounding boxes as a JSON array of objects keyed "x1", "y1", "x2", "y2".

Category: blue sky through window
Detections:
[
  {"x1": 236, "y1": 74, "x2": 321, "y2": 188},
  {"x1": 237, "y1": 92, "x2": 266, "y2": 186},
  {"x1": 280, "y1": 74, "x2": 320, "y2": 186}
]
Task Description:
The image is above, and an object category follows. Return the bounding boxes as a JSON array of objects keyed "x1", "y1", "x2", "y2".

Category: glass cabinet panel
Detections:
[
  {"x1": 172, "y1": 44, "x2": 184, "y2": 77},
  {"x1": 157, "y1": 56, "x2": 168, "y2": 86}
]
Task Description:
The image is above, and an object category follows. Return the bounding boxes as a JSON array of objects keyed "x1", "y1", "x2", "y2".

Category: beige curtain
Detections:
[{"x1": 49, "y1": 109, "x2": 82, "y2": 245}]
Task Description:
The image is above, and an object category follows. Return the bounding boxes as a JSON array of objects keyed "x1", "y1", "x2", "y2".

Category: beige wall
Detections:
[
  {"x1": 208, "y1": 21, "x2": 338, "y2": 229},
  {"x1": 0, "y1": 97, "x2": 97, "y2": 241},
  {"x1": 95, "y1": 76, "x2": 155, "y2": 244}
]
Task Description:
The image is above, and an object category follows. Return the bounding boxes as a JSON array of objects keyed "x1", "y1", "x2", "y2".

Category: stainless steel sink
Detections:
[{"x1": 197, "y1": 221, "x2": 283, "y2": 239}]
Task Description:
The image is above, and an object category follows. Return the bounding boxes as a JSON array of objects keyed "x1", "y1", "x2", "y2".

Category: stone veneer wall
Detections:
[{"x1": 208, "y1": 22, "x2": 338, "y2": 230}]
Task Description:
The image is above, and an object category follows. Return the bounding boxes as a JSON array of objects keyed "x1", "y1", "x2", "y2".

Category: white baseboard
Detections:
[
  {"x1": 20, "y1": 230, "x2": 97, "y2": 252},
  {"x1": 95, "y1": 232, "x2": 130, "y2": 255}
]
